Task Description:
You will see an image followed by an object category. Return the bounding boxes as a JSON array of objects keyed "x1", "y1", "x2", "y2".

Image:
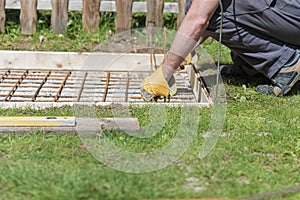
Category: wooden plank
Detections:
[
  {"x1": 5, "y1": 1, "x2": 179, "y2": 13},
  {"x1": 0, "y1": 0, "x2": 5, "y2": 33},
  {"x1": 177, "y1": 0, "x2": 186, "y2": 28},
  {"x1": 20, "y1": 0, "x2": 37, "y2": 34},
  {"x1": 115, "y1": 0, "x2": 132, "y2": 33},
  {"x1": 0, "y1": 50, "x2": 164, "y2": 71},
  {"x1": 51, "y1": 0, "x2": 69, "y2": 34},
  {"x1": 76, "y1": 118, "x2": 140, "y2": 133},
  {"x1": 146, "y1": 0, "x2": 164, "y2": 28},
  {"x1": 82, "y1": 0, "x2": 100, "y2": 33},
  {"x1": 185, "y1": 65, "x2": 212, "y2": 104},
  {"x1": 0, "y1": 116, "x2": 76, "y2": 127}
]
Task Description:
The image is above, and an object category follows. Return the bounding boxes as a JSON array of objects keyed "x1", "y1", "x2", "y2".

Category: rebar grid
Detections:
[{"x1": 0, "y1": 69, "x2": 196, "y2": 103}]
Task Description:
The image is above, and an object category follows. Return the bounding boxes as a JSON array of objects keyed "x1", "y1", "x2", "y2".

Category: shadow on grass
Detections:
[{"x1": 220, "y1": 65, "x2": 300, "y2": 97}]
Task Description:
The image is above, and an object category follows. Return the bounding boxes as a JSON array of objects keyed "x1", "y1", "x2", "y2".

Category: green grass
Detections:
[
  {"x1": 0, "y1": 90, "x2": 299, "y2": 200},
  {"x1": 1, "y1": 10, "x2": 115, "y2": 52},
  {"x1": 0, "y1": 9, "x2": 180, "y2": 52},
  {"x1": 0, "y1": 8, "x2": 300, "y2": 200}
]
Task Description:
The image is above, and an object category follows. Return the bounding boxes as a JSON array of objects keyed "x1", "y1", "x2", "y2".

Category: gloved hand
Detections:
[
  {"x1": 141, "y1": 65, "x2": 177, "y2": 101},
  {"x1": 179, "y1": 53, "x2": 192, "y2": 69},
  {"x1": 140, "y1": 53, "x2": 193, "y2": 101}
]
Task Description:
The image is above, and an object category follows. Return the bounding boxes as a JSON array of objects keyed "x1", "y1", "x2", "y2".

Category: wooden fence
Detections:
[{"x1": 0, "y1": 0, "x2": 186, "y2": 35}]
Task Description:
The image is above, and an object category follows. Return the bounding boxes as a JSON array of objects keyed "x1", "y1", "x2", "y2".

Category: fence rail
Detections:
[{"x1": 0, "y1": 0, "x2": 186, "y2": 34}]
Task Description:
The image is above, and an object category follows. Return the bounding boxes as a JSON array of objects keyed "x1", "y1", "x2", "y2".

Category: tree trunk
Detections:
[
  {"x1": 51, "y1": 0, "x2": 69, "y2": 34},
  {"x1": 82, "y1": 0, "x2": 100, "y2": 33},
  {"x1": 115, "y1": 0, "x2": 132, "y2": 33},
  {"x1": 177, "y1": 0, "x2": 186, "y2": 28},
  {"x1": 146, "y1": 0, "x2": 164, "y2": 28},
  {"x1": 20, "y1": 0, "x2": 37, "y2": 35},
  {"x1": 0, "y1": 0, "x2": 5, "y2": 33}
]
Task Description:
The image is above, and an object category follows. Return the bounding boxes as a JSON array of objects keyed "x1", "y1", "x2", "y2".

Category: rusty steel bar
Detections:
[
  {"x1": 53, "y1": 71, "x2": 71, "y2": 102},
  {"x1": 130, "y1": 95, "x2": 142, "y2": 99},
  {"x1": 164, "y1": 26, "x2": 167, "y2": 57},
  {"x1": 125, "y1": 72, "x2": 130, "y2": 102},
  {"x1": 0, "y1": 69, "x2": 10, "y2": 83},
  {"x1": 102, "y1": 71, "x2": 111, "y2": 102},
  {"x1": 0, "y1": 84, "x2": 79, "y2": 89},
  {"x1": 4, "y1": 70, "x2": 28, "y2": 101},
  {"x1": 31, "y1": 70, "x2": 51, "y2": 102},
  {"x1": 76, "y1": 71, "x2": 88, "y2": 102},
  {"x1": 4, "y1": 94, "x2": 57, "y2": 98}
]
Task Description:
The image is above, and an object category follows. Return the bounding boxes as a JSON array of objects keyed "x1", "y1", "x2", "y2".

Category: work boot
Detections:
[{"x1": 256, "y1": 50, "x2": 300, "y2": 96}]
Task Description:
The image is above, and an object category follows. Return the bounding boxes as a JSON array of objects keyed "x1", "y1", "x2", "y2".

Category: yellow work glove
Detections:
[
  {"x1": 141, "y1": 65, "x2": 177, "y2": 101},
  {"x1": 140, "y1": 53, "x2": 193, "y2": 101}
]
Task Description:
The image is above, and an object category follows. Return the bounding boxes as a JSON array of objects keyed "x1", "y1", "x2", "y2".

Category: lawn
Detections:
[
  {"x1": 0, "y1": 91, "x2": 299, "y2": 200},
  {"x1": 0, "y1": 9, "x2": 299, "y2": 200}
]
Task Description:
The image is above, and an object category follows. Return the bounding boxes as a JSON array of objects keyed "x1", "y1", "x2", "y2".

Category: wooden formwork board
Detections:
[
  {"x1": 0, "y1": 50, "x2": 164, "y2": 71},
  {"x1": 185, "y1": 65, "x2": 212, "y2": 105}
]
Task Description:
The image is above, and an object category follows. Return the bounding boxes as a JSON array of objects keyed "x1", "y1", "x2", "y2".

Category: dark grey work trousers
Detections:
[{"x1": 185, "y1": 0, "x2": 300, "y2": 78}]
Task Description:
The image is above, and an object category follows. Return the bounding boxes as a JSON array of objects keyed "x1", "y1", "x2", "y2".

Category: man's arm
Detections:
[
  {"x1": 163, "y1": 0, "x2": 219, "y2": 73},
  {"x1": 140, "y1": 0, "x2": 220, "y2": 101}
]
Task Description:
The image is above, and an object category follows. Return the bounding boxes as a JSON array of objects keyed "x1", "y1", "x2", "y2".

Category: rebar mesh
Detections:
[{"x1": 0, "y1": 68, "x2": 196, "y2": 103}]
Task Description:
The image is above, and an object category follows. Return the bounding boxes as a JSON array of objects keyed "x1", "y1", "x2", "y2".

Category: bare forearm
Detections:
[
  {"x1": 164, "y1": 35, "x2": 209, "y2": 70},
  {"x1": 163, "y1": 0, "x2": 219, "y2": 69}
]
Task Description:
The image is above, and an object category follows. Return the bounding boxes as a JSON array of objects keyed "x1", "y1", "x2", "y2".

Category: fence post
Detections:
[
  {"x1": 146, "y1": 0, "x2": 164, "y2": 28},
  {"x1": 51, "y1": 0, "x2": 69, "y2": 34},
  {"x1": 177, "y1": 0, "x2": 186, "y2": 28},
  {"x1": 115, "y1": 0, "x2": 132, "y2": 33},
  {"x1": 82, "y1": 0, "x2": 100, "y2": 33},
  {"x1": 20, "y1": 0, "x2": 37, "y2": 34},
  {"x1": 0, "y1": 0, "x2": 5, "y2": 33}
]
